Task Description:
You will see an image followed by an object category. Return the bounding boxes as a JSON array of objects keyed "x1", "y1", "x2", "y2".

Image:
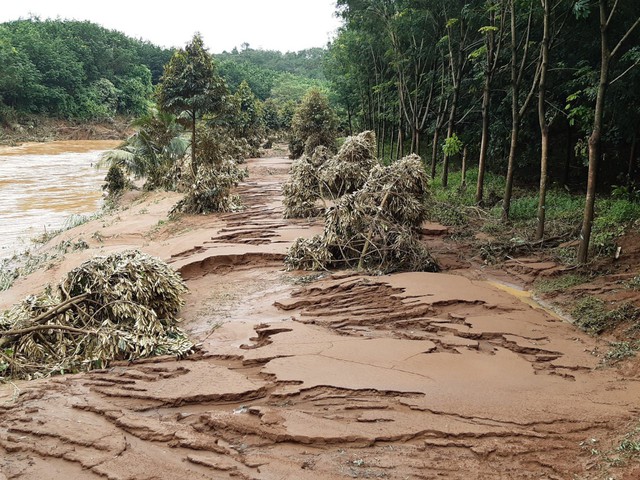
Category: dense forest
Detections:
[
  {"x1": 0, "y1": 19, "x2": 172, "y2": 118},
  {"x1": 0, "y1": 18, "x2": 328, "y2": 123},
  {"x1": 324, "y1": 0, "x2": 640, "y2": 262}
]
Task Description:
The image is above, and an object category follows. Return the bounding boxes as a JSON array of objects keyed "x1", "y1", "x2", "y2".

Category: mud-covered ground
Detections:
[{"x1": 1, "y1": 152, "x2": 640, "y2": 480}]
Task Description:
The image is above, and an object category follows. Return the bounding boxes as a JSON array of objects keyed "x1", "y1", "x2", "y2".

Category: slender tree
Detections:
[
  {"x1": 157, "y1": 33, "x2": 227, "y2": 174},
  {"x1": 535, "y1": 0, "x2": 551, "y2": 241},
  {"x1": 502, "y1": 0, "x2": 539, "y2": 220},
  {"x1": 475, "y1": 0, "x2": 507, "y2": 205},
  {"x1": 577, "y1": 0, "x2": 640, "y2": 262}
]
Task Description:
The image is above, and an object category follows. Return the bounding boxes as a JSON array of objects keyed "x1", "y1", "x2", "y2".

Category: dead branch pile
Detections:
[
  {"x1": 282, "y1": 131, "x2": 378, "y2": 219},
  {"x1": 171, "y1": 158, "x2": 248, "y2": 216},
  {"x1": 282, "y1": 155, "x2": 322, "y2": 219},
  {"x1": 319, "y1": 130, "x2": 378, "y2": 198},
  {"x1": 0, "y1": 250, "x2": 193, "y2": 380},
  {"x1": 286, "y1": 154, "x2": 438, "y2": 274}
]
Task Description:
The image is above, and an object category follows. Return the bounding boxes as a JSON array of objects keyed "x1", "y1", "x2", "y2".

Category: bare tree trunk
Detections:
[
  {"x1": 562, "y1": 125, "x2": 573, "y2": 188},
  {"x1": 442, "y1": 85, "x2": 459, "y2": 188},
  {"x1": 191, "y1": 109, "x2": 197, "y2": 176},
  {"x1": 380, "y1": 117, "x2": 386, "y2": 161},
  {"x1": 535, "y1": 0, "x2": 551, "y2": 241},
  {"x1": 628, "y1": 129, "x2": 637, "y2": 189},
  {"x1": 461, "y1": 145, "x2": 468, "y2": 188},
  {"x1": 578, "y1": 1, "x2": 609, "y2": 262},
  {"x1": 503, "y1": 122, "x2": 519, "y2": 220},
  {"x1": 476, "y1": 75, "x2": 491, "y2": 205},
  {"x1": 389, "y1": 126, "x2": 396, "y2": 162},
  {"x1": 430, "y1": 128, "x2": 439, "y2": 179}
]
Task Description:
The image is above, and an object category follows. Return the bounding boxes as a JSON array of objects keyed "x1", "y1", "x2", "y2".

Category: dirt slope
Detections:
[{"x1": 1, "y1": 153, "x2": 640, "y2": 480}]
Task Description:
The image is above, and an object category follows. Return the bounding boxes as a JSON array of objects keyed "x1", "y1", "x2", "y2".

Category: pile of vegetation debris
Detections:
[
  {"x1": 0, "y1": 250, "x2": 194, "y2": 380},
  {"x1": 286, "y1": 153, "x2": 438, "y2": 274},
  {"x1": 282, "y1": 130, "x2": 378, "y2": 219}
]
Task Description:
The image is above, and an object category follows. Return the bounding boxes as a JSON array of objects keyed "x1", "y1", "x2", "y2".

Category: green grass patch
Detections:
[
  {"x1": 572, "y1": 297, "x2": 640, "y2": 334},
  {"x1": 534, "y1": 274, "x2": 588, "y2": 294},
  {"x1": 603, "y1": 341, "x2": 639, "y2": 364},
  {"x1": 627, "y1": 275, "x2": 640, "y2": 290}
]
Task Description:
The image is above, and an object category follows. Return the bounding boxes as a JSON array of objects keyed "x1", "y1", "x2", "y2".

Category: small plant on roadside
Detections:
[
  {"x1": 572, "y1": 297, "x2": 640, "y2": 334},
  {"x1": 571, "y1": 296, "x2": 609, "y2": 334},
  {"x1": 627, "y1": 275, "x2": 640, "y2": 290},
  {"x1": 603, "y1": 341, "x2": 639, "y2": 364}
]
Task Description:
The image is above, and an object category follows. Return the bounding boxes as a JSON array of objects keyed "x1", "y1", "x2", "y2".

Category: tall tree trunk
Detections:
[
  {"x1": 389, "y1": 126, "x2": 396, "y2": 162},
  {"x1": 191, "y1": 109, "x2": 197, "y2": 176},
  {"x1": 578, "y1": 0, "x2": 610, "y2": 263},
  {"x1": 430, "y1": 128, "x2": 439, "y2": 179},
  {"x1": 535, "y1": 0, "x2": 551, "y2": 241},
  {"x1": 442, "y1": 85, "x2": 459, "y2": 188},
  {"x1": 476, "y1": 75, "x2": 491, "y2": 204},
  {"x1": 461, "y1": 145, "x2": 468, "y2": 188},
  {"x1": 502, "y1": 120, "x2": 519, "y2": 220},
  {"x1": 628, "y1": 129, "x2": 637, "y2": 189},
  {"x1": 562, "y1": 125, "x2": 573, "y2": 188},
  {"x1": 380, "y1": 117, "x2": 386, "y2": 161}
]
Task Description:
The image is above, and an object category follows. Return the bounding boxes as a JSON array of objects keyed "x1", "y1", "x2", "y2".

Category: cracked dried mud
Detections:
[{"x1": 1, "y1": 151, "x2": 640, "y2": 479}]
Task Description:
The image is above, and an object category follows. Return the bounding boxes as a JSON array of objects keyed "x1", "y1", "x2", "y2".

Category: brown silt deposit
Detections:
[{"x1": 1, "y1": 149, "x2": 640, "y2": 479}]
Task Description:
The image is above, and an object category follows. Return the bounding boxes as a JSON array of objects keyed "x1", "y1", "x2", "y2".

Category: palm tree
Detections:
[{"x1": 99, "y1": 109, "x2": 188, "y2": 190}]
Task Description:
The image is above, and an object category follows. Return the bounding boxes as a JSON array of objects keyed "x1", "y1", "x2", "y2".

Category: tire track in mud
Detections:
[{"x1": 2, "y1": 154, "x2": 640, "y2": 479}]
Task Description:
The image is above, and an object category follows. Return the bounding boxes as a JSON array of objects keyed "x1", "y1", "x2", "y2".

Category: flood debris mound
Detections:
[
  {"x1": 171, "y1": 158, "x2": 248, "y2": 216},
  {"x1": 282, "y1": 131, "x2": 378, "y2": 219},
  {"x1": 319, "y1": 130, "x2": 378, "y2": 198},
  {"x1": 170, "y1": 126, "x2": 250, "y2": 215},
  {"x1": 286, "y1": 154, "x2": 438, "y2": 274},
  {"x1": 0, "y1": 250, "x2": 193, "y2": 380},
  {"x1": 282, "y1": 155, "x2": 322, "y2": 219}
]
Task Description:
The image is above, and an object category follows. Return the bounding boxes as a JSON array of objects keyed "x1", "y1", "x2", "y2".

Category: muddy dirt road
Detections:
[{"x1": 1, "y1": 152, "x2": 639, "y2": 479}]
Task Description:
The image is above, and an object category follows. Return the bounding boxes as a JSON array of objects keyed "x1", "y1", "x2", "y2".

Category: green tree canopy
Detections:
[{"x1": 157, "y1": 33, "x2": 228, "y2": 170}]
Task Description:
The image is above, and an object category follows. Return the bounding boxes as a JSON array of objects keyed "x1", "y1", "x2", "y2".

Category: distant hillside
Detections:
[
  {"x1": 0, "y1": 19, "x2": 330, "y2": 124},
  {"x1": 0, "y1": 18, "x2": 173, "y2": 120},
  {"x1": 215, "y1": 46, "x2": 329, "y2": 102}
]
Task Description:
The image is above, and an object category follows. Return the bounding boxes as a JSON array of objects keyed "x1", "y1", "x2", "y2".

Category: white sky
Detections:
[{"x1": 0, "y1": 1, "x2": 342, "y2": 52}]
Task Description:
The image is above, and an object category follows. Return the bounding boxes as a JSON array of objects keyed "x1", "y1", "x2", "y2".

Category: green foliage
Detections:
[
  {"x1": 290, "y1": 88, "x2": 338, "y2": 159},
  {"x1": 442, "y1": 134, "x2": 464, "y2": 157},
  {"x1": 592, "y1": 199, "x2": 640, "y2": 255},
  {"x1": 604, "y1": 341, "x2": 638, "y2": 364},
  {"x1": 103, "y1": 165, "x2": 126, "y2": 197},
  {"x1": 0, "y1": 18, "x2": 166, "y2": 118},
  {"x1": 230, "y1": 80, "x2": 264, "y2": 155},
  {"x1": 571, "y1": 296, "x2": 609, "y2": 334},
  {"x1": 157, "y1": 34, "x2": 227, "y2": 126},
  {"x1": 572, "y1": 297, "x2": 640, "y2": 334},
  {"x1": 99, "y1": 109, "x2": 187, "y2": 191},
  {"x1": 534, "y1": 274, "x2": 588, "y2": 294},
  {"x1": 157, "y1": 34, "x2": 229, "y2": 172}
]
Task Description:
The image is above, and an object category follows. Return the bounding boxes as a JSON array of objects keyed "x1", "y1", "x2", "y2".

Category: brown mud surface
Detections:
[{"x1": 2, "y1": 152, "x2": 640, "y2": 479}]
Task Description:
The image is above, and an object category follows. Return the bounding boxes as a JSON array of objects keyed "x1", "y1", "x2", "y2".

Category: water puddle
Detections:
[
  {"x1": 0, "y1": 140, "x2": 121, "y2": 258},
  {"x1": 486, "y1": 280, "x2": 566, "y2": 321}
]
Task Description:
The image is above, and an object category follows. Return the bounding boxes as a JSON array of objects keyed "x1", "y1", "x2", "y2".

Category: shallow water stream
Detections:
[{"x1": 0, "y1": 140, "x2": 120, "y2": 257}]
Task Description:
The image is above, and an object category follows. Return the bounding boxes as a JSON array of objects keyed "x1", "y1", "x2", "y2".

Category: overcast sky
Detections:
[{"x1": 0, "y1": 1, "x2": 342, "y2": 53}]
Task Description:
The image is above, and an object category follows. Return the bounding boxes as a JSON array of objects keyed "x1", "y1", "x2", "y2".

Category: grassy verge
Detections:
[{"x1": 426, "y1": 166, "x2": 640, "y2": 264}]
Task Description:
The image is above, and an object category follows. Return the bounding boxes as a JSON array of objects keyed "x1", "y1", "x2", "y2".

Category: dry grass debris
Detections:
[
  {"x1": 286, "y1": 154, "x2": 438, "y2": 274},
  {"x1": 0, "y1": 250, "x2": 193, "y2": 380},
  {"x1": 319, "y1": 131, "x2": 378, "y2": 199}
]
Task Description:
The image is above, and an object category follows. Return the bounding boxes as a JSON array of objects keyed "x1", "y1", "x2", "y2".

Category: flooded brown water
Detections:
[{"x1": 0, "y1": 140, "x2": 121, "y2": 257}]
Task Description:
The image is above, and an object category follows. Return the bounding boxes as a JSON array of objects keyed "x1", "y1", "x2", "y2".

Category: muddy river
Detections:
[{"x1": 0, "y1": 140, "x2": 121, "y2": 258}]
